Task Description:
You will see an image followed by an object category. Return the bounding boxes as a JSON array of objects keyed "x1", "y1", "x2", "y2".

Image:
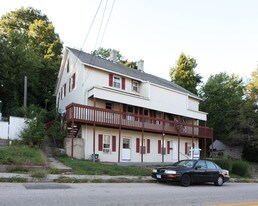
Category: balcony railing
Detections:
[{"x1": 66, "y1": 103, "x2": 213, "y2": 139}]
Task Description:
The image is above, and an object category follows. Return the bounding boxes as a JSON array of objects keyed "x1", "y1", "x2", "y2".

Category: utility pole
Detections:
[{"x1": 24, "y1": 76, "x2": 27, "y2": 114}]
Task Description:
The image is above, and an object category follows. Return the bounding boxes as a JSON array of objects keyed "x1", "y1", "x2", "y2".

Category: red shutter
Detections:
[
  {"x1": 64, "y1": 83, "x2": 66, "y2": 97},
  {"x1": 122, "y1": 77, "x2": 125, "y2": 90},
  {"x1": 72, "y1": 73, "x2": 76, "y2": 89},
  {"x1": 158, "y1": 140, "x2": 161, "y2": 154},
  {"x1": 98, "y1": 134, "x2": 103, "y2": 151},
  {"x1": 167, "y1": 141, "x2": 170, "y2": 154},
  {"x1": 112, "y1": 136, "x2": 116, "y2": 152},
  {"x1": 147, "y1": 139, "x2": 150, "y2": 153},
  {"x1": 185, "y1": 142, "x2": 188, "y2": 155},
  {"x1": 136, "y1": 138, "x2": 140, "y2": 153},
  {"x1": 109, "y1": 74, "x2": 113, "y2": 86}
]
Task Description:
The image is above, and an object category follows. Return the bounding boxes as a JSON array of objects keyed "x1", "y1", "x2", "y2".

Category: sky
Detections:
[{"x1": 1, "y1": 0, "x2": 258, "y2": 82}]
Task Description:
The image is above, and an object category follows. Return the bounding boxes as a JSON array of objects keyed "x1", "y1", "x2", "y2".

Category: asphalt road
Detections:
[{"x1": 0, "y1": 182, "x2": 258, "y2": 206}]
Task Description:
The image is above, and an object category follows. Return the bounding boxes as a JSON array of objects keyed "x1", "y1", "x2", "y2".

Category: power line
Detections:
[{"x1": 73, "y1": 0, "x2": 103, "y2": 66}]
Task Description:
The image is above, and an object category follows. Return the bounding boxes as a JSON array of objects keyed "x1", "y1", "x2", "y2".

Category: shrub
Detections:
[
  {"x1": 232, "y1": 161, "x2": 250, "y2": 177},
  {"x1": 213, "y1": 158, "x2": 232, "y2": 172}
]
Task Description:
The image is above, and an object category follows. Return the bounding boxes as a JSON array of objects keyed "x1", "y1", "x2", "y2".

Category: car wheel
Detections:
[
  {"x1": 214, "y1": 175, "x2": 224, "y2": 186},
  {"x1": 181, "y1": 174, "x2": 191, "y2": 187}
]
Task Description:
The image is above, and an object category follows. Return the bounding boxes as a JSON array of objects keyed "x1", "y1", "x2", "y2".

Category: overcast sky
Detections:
[{"x1": 1, "y1": 0, "x2": 258, "y2": 82}]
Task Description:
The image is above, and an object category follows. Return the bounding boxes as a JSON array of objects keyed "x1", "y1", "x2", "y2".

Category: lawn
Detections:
[
  {"x1": 58, "y1": 156, "x2": 151, "y2": 176},
  {"x1": 0, "y1": 145, "x2": 47, "y2": 166}
]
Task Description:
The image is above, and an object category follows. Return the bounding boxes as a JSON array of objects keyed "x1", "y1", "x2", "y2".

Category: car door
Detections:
[
  {"x1": 191, "y1": 160, "x2": 208, "y2": 183},
  {"x1": 205, "y1": 161, "x2": 220, "y2": 182}
]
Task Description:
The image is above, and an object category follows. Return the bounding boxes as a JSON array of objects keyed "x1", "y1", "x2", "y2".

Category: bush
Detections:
[
  {"x1": 213, "y1": 158, "x2": 232, "y2": 172},
  {"x1": 232, "y1": 161, "x2": 250, "y2": 177}
]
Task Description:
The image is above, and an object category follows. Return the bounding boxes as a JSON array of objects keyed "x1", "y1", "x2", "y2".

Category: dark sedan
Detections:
[{"x1": 151, "y1": 159, "x2": 230, "y2": 187}]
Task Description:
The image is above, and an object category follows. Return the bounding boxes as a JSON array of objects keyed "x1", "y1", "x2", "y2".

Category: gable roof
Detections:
[{"x1": 67, "y1": 47, "x2": 199, "y2": 99}]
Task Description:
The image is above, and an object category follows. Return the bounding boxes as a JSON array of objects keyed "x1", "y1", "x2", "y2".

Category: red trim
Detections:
[
  {"x1": 135, "y1": 107, "x2": 138, "y2": 121},
  {"x1": 158, "y1": 140, "x2": 161, "y2": 154},
  {"x1": 109, "y1": 74, "x2": 113, "y2": 86},
  {"x1": 147, "y1": 139, "x2": 150, "y2": 153},
  {"x1": 98, "y1": 134, "x2": 103, "y2": 151},
  {"x1": 167, "y1": 141, "x2": 170, "y2": 154},
  {"x1": 112, "y1": 136, "x2": 116, "y2": 152},
  {"x1": 122, "y1": 78, "x2": 125, "y2": 90},
  {"x1": 136, "y1": 138, "x2": 140, "y2": 153}
]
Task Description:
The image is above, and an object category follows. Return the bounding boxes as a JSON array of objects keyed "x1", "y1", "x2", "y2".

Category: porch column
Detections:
[
  {"x1": 204, "y1": 122, "x2": 207, "y2": 159},
  {"x1": 162, "y1": 112, "x2": 165, "y2": 163},
  {"x1": 118, "y1": 104, "x2": 121, "y2": 163},
  {"x1": 141, "y1": 107, "x2": 144, "y2": 163},
  {"x1": 211, "y1": 128, "x2": 214, "y2": 159},
  {"x1": 93, "y1": 97, "x2": 96, "y2": 162},
  {"x1": 71, "y1": 105, "x2": 74, "y2": 159},
  {"x1": 192, "y1": 118, "x2": 194, "y2": 153}
]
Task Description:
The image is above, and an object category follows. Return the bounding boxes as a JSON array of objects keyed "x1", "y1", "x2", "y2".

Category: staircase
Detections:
[{"x1": 0, "y1": 139, "x2": 9, "y2": 148}]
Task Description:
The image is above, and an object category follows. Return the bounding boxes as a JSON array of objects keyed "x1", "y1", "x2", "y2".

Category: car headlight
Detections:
[
  {"x1": 152, "y1": 169, "x2": 157, "y2": 173},
  {"x1": 164, "y1": 170, "x2": 176, "y2": 174},
  {"x1": 223, "y1": 170, "x2": 229, "y2": 176}
]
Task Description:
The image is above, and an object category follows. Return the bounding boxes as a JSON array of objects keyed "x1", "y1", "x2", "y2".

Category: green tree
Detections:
[
  {"x1": 91, "y1": 47, "x2": 137, "y2": 69},
  {"x1": 199, "y1": 72, "x2": 245, "y2": 142},
  {"x1": 0, "y1": 7, "x2": 62, "y2": 116},
  {"x1": 170, "y1": 53, "x2": 202, "y2": 95}
]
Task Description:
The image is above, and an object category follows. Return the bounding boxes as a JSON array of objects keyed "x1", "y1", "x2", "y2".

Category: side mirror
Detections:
[{"x1": 195, "y1": 165, "x2": 201, "y2": 170}]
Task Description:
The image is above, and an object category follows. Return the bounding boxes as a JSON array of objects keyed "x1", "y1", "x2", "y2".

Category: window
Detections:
[
  {"x1": 105, "y1": 102, "x2": 112, "y2": 110},
  {"x1": 103, "y1": 135, "x2": 111, "y2": 149},
  {"x1": 113, "y1": 76, "x2": 121, "y2": 88},
  {"x1": 206, "y1": 161, "x2": 217, "y2": 169},
  {"x1": 72, "y1": 73, "x2": 76, "y2": 89},
  {"x1": 127, "y1": 105, "x2": 133, "y2": 113},
  {"x1": 132, "y1": 80, "x2": 139, "y2": 92},
  {"x1": 144, "y1": 109, "x2": 149, "y2": 116},
  {"x1": 66, "y1": 60, "x2": 69, "y2": 73},
  {"x1": 195, "y1": 160, "x2": 207, "y2": 169}
]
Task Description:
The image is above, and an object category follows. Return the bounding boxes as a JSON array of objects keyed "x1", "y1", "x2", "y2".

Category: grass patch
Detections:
[
  {"x1": 7, "y1": 167, "x2": 29, "y2": 174},
  {"x1": 0, "y1": 146, "x2": 47, "y2": 166},
  {"x1": 58, "y1": 157, "x2": 150, "y2": 176},
  {"x1": 0, "y1": 177, "x2": 27, "y2": 183},
  {"x1": 48, "y1": 167, "x2": 63, "y2": 174},
  {"x1": 31, "y1": 170, "x2": 47, "y2": 178}
]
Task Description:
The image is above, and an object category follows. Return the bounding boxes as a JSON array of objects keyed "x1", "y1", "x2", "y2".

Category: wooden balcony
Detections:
[{"x1": 66, "y1": 103, "x2": 213, "y2": 139}]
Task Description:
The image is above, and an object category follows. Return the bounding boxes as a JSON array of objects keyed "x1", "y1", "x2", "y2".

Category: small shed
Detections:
[{"x1": 209, "y1": 140, "x2": 243, "y2": 159}]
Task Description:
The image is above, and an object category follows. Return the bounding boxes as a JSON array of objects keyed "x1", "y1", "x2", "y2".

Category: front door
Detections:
[{"x1": 122, "y1": 138, "x2": 131, "y2": 161}]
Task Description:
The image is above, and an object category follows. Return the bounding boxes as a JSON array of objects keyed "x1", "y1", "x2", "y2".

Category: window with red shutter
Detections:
[
  {"x1": 167, "y1": 141, "x2": 170, "y2": 154},
  {"x1": 158, "y1": 140, "x2": 161, "y2": 154},
  {"x1": 147, "y1": 139, "x2": 150, "y2": 153},
  {"x1": 98, "y1": 134, "x2": 103, "y2": 151},
  {"x1": 109, "y1": 74, "x2": 113, "y2": 86},
  {"x1": 112, "y1": 136, "x2": 116, "y2": 152},
  {"x1": 122, "y1": 78, "x2": 125, "y2": 90},
  {"x1": 136, "y1": 138, "x2": 140, "y2": 153}
]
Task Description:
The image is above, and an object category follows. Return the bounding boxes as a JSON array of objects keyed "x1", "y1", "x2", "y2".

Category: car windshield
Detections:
[{"x1": 173, "y1": 160, "x2": 197, "y2": 168}]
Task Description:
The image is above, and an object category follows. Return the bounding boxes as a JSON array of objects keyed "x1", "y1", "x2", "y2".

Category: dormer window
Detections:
[
  {"x1": 113, "y1": 76, "x2": 121, "y2": 88},
  {"x1": 132, "y1": 80, "x2": 139, "y2": 92}
]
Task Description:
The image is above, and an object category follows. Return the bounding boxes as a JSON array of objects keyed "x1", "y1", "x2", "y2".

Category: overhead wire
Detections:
[{"x1": 90, "y1": 0, "x2": 109, "y2": 64}]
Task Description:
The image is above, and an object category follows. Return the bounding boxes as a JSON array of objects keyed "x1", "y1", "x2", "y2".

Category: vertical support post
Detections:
[
  {"x1": 93, "y1": 98, "x2": 96, "y2": 162},
  {"x1": 23, "y1": 76, "x2": 27, "y2": 115},
  {"x1": 141, "y1": 107, "x2": 144, "y2": 163},
  {"x1": 204, "y1": 122, "x2": 207, "y2": 159},
  {"x1": 178, "y1": 132, "x2": 180, "y2": 161},
  {"x1": 162, "y1": 112, "x2": 165, "y2": 163},
  {"x1": 118, "y1": 104, "x2": 121, "y2": 163},
  {"x1": 71, "y1": 105, "x2": 74, "y2": 159},
  {"x1": 211, "y1": 128, "x2": 214, "y2": 159},
  {"x1": 191, "y1": 118, "x2": 194, "y2": 159}
]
